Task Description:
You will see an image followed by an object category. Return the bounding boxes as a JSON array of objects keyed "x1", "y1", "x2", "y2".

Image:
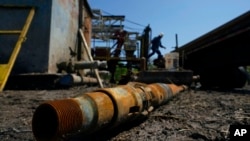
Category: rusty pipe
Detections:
[
  {"x1": 32, "y1": 82, "x2": 187, "y2": 141},
  {"x1": 74, "y1": 60, "x2": 107, "y2": 69}
]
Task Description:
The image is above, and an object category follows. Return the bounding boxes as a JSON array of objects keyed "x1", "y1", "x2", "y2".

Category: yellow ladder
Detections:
[{"x1": 0, "y1": 7, "x2": 35, "y2": 92}]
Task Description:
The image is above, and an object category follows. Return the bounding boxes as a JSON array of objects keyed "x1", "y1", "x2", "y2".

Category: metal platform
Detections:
[{"x1": 135, "y1": 69, "x2": 193, "y2": 86}]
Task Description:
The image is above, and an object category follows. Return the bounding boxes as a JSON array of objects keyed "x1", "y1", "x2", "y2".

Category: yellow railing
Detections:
[{"x1": 0, "y1": 7, "x2": 35, "y2": 92}]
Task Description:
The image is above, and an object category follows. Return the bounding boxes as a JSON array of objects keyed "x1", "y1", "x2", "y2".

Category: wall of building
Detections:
[
  {"x1": 0, "y1": 0, "x2": 93, "y2": 74},
  {"x1": 48, "y1": 0, "x2": 79, "y2": 73},
  {"x1": 0, "y1": 0, "x2": 52, "y2": 74},
  {"x1": 81, "y1": 4, "x2": 92, "y2": 62}
]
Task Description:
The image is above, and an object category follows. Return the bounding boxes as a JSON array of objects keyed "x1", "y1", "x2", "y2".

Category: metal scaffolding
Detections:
[
  {"x1": 91, "y1": 9, "x2": 140, "y2": 61},
  {"x1": 92, "y1": 9, "x2": 124, "y2": 41}
]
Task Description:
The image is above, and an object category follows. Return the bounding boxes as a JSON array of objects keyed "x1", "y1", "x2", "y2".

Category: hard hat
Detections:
[{"x1": 159, "y1": 32, "x2": 164, "y2": 37}]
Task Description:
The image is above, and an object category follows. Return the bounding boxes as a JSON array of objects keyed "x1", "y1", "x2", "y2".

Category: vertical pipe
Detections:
[
  {"x1": 140, "y1": 57, "x2": 146, "y2": 71},
  {"x1": 175, "y1": 33, "x2": 178, "y2": 50}
]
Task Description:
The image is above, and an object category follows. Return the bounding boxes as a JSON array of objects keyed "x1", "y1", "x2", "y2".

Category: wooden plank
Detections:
[{"x1": 79, "y1": 29, "x2": 104, "y2": 88}]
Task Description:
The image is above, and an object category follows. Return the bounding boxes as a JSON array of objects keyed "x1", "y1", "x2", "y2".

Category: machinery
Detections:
[
  {"x1": 91, "y1": 9, "x2": 193, "y2": 86},
  {"x1": 1, "y1": 2, "x2": 249, "y2": 91},
  {"x1": 91, "y1": 9, "x2": 150, "y2": 84},
  {"x1": 0, "y1": 3, "x2": 193, "y2": 91}
]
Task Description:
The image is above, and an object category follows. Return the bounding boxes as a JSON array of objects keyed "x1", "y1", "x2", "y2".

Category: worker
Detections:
[
  {"x1": 108, "y1": 29, "x2": 127, "y2": 83},
  {"x1": 111, "y1": 29, "x2": 127, "y2": 57},
  {"x1": 147, "y1": 33, "x2": 166, "y2": 59}
]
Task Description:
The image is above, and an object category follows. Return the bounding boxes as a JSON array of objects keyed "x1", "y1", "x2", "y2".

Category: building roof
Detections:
[
  {"x1": 177, "y1": 10, "x2": 250, "y2": 53},
  {"x1": 83, "y1": 0, "x2": 93, "y2": 17}
]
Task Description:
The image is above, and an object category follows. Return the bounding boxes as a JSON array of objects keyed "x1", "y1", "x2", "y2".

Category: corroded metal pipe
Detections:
[
  {"x1": 74, "y1": 60, "x2": 107, "y2": 69},
  {"x1": 32, "y1": 82, "x2": 187, "y2": 141}
]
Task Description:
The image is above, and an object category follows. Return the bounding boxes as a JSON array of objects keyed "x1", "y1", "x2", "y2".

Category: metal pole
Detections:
[{"x1": 176, "y1": 34, "x2": 178, "y2": 49}]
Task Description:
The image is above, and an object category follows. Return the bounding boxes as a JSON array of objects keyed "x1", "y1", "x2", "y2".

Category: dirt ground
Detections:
[{"x1": 0, "y1": 84, "x2": 250, "y2": 141}]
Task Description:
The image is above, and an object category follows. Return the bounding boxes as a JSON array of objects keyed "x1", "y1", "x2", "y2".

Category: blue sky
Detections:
[{"x1": 88, "y1": 0, "x2": 249, "y2": 56}]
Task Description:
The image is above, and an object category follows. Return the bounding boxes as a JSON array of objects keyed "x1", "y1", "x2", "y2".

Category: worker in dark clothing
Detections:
[{"x1": 147, "y1": 33, "x2": 166, "y2": 59}]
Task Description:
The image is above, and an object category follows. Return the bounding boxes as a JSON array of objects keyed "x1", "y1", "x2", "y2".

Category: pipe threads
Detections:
[{"x1": 32, "y1": 99, "x2": 83, "y2": 141}]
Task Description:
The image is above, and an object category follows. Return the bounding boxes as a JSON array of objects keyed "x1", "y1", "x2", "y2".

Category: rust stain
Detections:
[{"x1": 32, "y1": 83, "x2": 187, "y2": 140}]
